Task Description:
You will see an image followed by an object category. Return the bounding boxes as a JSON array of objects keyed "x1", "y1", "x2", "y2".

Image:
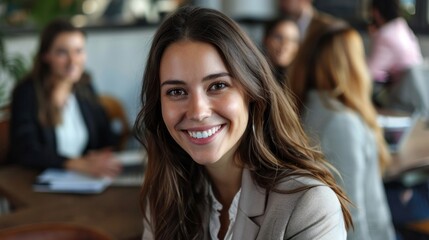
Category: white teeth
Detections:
[{"x1": 188, "y1": 126, "x2": 221, "y2": 139}]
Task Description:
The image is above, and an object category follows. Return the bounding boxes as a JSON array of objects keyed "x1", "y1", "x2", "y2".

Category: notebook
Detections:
[
  {"x1": 33, "y1": 149, "x2": 147, "y2": 193},
  {"x1": 33, "y1": 169, "x2": 112, "y2": 194},
  {"x1": 378, "y1": 113, "x2": 420, "y2": 153}
]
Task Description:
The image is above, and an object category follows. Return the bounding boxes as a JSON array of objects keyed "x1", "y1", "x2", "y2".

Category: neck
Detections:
[
  {"x1": 205, "y1": 156, "x2": 242, "y2": 209},
  {"x1": 52, "y1": 78, "x2": 74, "y2": 108}
]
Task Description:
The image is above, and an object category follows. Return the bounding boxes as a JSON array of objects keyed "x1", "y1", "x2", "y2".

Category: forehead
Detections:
[
  {"x1": 159, "y1": 40, "x2": 229, "y2": 80},
  {"x1": 273, "y1": 21, "x2": 299, "y2": 32},
  {"x1": 50, "y1": 31, "x2": 85, "y2": 48}
]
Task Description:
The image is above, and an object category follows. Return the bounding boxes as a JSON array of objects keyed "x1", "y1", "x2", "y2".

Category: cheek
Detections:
[
  {"x1": 267, "y1": 39, "x2": 279, "y2": 50},
  {"x1": 49, "y1": 56, "x2": 67, "y2": 68},
  {"x1": 161, "y1": 100, "x2": 179, "y2": 130},
  {"x1": 79, "y1": 54, "x2": 87, "y2": 64},
  {"x1": 221, "y1": 94, "x2": 249, "y2": 125},
  {"x1": 291, "y1": 44, "x2": 299, "y2": 53}
]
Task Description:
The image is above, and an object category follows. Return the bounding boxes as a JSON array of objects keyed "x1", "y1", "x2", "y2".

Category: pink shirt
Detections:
[{"x1": 368, "y1": 18, "x2": 423, "y2": 82}]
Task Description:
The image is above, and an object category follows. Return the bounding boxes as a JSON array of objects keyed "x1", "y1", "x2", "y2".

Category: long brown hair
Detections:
[
  {"x1": 288, "y1": 24, "x2": 390, "y2": 172},
  {"x1": 26, "y1": 19, "x2": 90, "y2": 126},
  {"x1": 134, "y1": 6, "x2": 352, "y2": 239}
]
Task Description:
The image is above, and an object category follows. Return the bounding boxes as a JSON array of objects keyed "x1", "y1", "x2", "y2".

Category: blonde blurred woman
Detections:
[{"x1": 288, "y1": 24, "x2": 395, "y2": 240}]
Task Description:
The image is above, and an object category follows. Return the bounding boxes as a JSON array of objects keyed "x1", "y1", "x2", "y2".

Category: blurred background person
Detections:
[
  {"x1": 278, "y1": 0, "x2": 342, "y2": 41},
  {"x1": 9, "y1": 19, "x2": 122, "y2": 178},
  {"x1": 288, "y1": 23, "x2": 395, "y2": 240},
  {"x1": 367, "y1": 0, "x2": 423, "y2": 84},
  {"x1": 263, "y1": 16, "x2": 300, "y2": 86}
]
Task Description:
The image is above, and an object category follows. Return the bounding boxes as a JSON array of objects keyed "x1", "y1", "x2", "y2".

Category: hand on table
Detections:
[{"x1": 66, "y1": 150, "x2": 122, "y2": 178}]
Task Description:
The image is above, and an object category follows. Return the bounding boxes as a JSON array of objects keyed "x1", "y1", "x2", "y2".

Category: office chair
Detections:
[
  {"x1": 98, "y1": 94, "x2": 131, "y2": 150},
  {"x1": 0, "y1": 222, "x2": 113, "y2": 240}
]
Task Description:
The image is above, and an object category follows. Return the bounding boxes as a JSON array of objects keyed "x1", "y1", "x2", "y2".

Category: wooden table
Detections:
[{"x1": 0, "y1": 165, "x2": 143, "y2": 239}]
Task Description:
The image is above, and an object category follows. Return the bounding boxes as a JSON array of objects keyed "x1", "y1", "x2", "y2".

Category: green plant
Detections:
[
  {"x1": 0, "y1": 32, "x2": 27, "y2": 107},
  {"x1": 2, "y1": 0, "x2": 84, "y2": 29}
]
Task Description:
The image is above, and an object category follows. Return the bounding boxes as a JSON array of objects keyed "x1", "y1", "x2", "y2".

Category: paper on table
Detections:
[{"x1": 33, "y1": 169, "x2": 112, "y2": 194}]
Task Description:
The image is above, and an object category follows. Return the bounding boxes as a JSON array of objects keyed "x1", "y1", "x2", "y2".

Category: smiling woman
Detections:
[
  {"x1": 160, "y1": 41, "x2": 249, "y2": 167},
  {"x1": 135, "y1": 6, "x2": 352, "y2": 240}
]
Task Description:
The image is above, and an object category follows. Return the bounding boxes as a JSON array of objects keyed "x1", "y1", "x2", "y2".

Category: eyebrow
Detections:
[{"x1": 160, "y1": 72, "x2": 231, "y2": 87}]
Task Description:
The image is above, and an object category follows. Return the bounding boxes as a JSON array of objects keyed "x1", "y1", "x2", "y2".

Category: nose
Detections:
[
  {"x1": 65, "y1": 53, "x2": 76, "y2": 67},
  {"x1": 187, "y1": 91, "x2": 211, "y2": 121},
  {"x1": 69, "y1": 53, "x2": 78, "y2": 65},
  {"x1": 67, "y1": 51, "x2": 84, "y2": 66}
]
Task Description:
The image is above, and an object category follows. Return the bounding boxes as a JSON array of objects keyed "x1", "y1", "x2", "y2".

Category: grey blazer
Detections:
[
  {"x1": 142, "y1": 168, "x2": 347, "y2": 240},
  {"x1": 302, "y1": 91, "x2": 395, "y2": 240}
]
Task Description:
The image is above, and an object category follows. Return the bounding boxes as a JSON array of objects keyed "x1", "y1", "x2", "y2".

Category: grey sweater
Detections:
[{"x1": 302, "y1": 91, "x2": 395, "y2": 240}]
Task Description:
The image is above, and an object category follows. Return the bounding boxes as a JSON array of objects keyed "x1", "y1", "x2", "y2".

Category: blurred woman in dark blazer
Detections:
[{"x1": 10, "y1": 19, "x2": 121, "y2": 177}]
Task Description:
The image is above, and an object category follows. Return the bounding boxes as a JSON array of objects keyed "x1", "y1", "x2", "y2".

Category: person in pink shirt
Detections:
[{"x1": 368, "y1": 0, "x2": 423, "y2": 83}]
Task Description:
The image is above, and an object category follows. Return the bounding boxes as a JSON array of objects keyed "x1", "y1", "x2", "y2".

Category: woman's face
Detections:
[
  {"x1": 44, "y1": 31, "x2": 86, "y2": 83},
  {"x1": 160, "y1": 40, "x2": 249, "y2": 166},
  {"x1": 265, "y1": 21, "x2": 300, "y2": 68}
]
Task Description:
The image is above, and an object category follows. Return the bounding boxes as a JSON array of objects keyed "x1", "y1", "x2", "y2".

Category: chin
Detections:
[
  {"x1": 189, "y1": 153, "x2": 222, "y2": 166},
  {"x1": 67, "y1": 74, "x2": 83, "y2": 83}
]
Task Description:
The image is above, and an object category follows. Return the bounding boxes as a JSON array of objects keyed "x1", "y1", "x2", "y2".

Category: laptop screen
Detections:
[{"x1": 378, "y1": 113, "x2": 419, "y2": 153}]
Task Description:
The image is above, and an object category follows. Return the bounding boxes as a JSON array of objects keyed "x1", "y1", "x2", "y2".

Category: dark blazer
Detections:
[{"x1": 9, "y1": 79, "x2": 116, "y2": 169}]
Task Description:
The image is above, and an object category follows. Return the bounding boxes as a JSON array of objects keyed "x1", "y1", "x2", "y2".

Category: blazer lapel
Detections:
[{"x1": 233, "y1": 169, "x2": 266, "y2": 240}]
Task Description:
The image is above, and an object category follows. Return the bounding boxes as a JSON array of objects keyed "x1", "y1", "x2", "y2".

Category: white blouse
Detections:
[
  {"x1": 55, "y1": 94, "x2": 88, "y2": 158},
  {"x1": 209, "y1": 187, "x2": 241, "y2": 240}
]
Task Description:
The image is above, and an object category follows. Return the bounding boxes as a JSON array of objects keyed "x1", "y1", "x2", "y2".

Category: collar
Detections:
[{"x1": 231, "y1": 168, "x2": 266, "y2": 239}]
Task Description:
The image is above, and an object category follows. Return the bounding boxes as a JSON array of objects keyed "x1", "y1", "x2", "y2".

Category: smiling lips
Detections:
[{"x1": 187, "y1": 125, "x2": 222, "y2": 139}]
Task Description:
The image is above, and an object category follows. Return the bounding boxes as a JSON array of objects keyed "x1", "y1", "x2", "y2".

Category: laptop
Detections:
[{"x1": 378, "y1": 113, "x2": 420, "y2": 153}]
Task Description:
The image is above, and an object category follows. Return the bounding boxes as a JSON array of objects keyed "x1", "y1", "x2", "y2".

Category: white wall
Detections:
[
  {"x1": 85, "y1": 29, "x2": 154, "y2": 125},
  {"x1": 4, "y1": 28, "x2": 155, "y2": 126},
  {"x1": 223, "y1": 0, "x2": 277, "y2": 20}
]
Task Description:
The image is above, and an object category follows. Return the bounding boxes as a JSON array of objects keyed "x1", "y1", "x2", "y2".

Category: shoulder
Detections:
[
  {"x1": 377, "y1": 18, "x2": 410, "y2": 43},
  {"x1": 318, "y1": 110, "x2": 368, "y2": 153},
  {"x1": 270, "y1": 176, "x2": 341, "y2": 212},
  {"x1": 11, "y1": 79, "x2": 37, "y2": 107},
  {"x1": 327, "y1": 109, "x2": 362, "y2": 130},
  {"x1": 13, "y1": 79, "x2": 35, "y2": 97},
  {"x1": 304, "y1": 92, "x2": 362, "y2": 133},
  {"x1": 269, "y1": 176, "x2": 346, "y2": 239},
  {"x1": 275, "y1": 175, "x2": 337, "y2": 198}
]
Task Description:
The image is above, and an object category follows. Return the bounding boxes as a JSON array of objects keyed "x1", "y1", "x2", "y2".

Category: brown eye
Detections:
[
  {"x1": 209, "y1": 82, "x2": 227, "y2": 91},
  {"x1": 167, "y1": 88, "x2": 186, "y2": 96}
]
